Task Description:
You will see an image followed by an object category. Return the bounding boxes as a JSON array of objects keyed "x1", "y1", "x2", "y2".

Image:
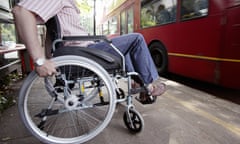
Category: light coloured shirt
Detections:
[{"x1": 18, "y1": 0, "x2": 89, "y2": 38}]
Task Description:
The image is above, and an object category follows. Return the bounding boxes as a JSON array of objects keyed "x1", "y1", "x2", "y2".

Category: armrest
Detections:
[{"x1": 62, "y1": 35, "x2": 112, "y2": 43}]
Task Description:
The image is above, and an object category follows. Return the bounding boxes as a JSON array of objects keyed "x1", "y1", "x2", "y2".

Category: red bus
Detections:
[{"x1": 99, "y1": 0, "x2": 240, "y2": 89}]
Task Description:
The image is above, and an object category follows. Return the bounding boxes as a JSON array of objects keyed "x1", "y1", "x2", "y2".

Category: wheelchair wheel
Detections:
[
  {"x1": 18, "y1": 56, "x2": 116, "y2": 144},
  {"x1": 123, "y1": 108, "x2": 144, "y2": 133}
]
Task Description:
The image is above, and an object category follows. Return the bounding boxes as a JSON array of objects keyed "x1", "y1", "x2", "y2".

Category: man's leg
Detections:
[{"x1": 88, "y1": 33, "x2": 158, "y2": 84}]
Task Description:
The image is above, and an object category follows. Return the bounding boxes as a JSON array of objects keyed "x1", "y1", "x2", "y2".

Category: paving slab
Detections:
[{"x1": 0, "y1": 78, "x2": 240, "y2": 144}]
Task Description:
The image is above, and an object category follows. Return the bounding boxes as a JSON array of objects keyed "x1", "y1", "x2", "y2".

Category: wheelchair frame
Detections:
[{"x1": 18, "y1": 16, "x2": 150, "y2": 144}]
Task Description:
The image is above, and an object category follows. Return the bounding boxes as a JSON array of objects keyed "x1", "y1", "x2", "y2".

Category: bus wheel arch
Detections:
[{"x1": 149, "y1": 41, "x2": 168, "y2": 75}]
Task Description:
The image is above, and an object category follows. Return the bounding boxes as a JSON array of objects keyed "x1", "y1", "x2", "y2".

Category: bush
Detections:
[
  {"x1": 0, "y1": 72, "x2": 20, "y2": 113},
  {"x1": 0, "y1": 92, "x2": 14, "y2": 113}
]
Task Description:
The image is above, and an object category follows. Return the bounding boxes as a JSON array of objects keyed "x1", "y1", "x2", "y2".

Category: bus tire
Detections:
[{"x1": 149, "y1": 42, "x2": 168, "y2": 75}]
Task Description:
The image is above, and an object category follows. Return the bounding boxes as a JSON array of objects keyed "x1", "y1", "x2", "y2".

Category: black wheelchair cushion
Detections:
[{"x1": 53, "y1": 46, "x2": 122, "y2": 72}]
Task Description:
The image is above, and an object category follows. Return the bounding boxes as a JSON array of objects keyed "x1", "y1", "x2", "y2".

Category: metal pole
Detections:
[{"x1": 93, "y1": 0, "x2": 96, "y2": 35}]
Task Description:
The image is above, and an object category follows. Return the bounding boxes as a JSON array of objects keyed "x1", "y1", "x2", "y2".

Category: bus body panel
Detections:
[
  {"x1": 220, "y1": 5, "x2": 240, "y2": 88},
  {"x1": 100, "y1": 0, "x2": 240, "y2": 89},
  {"x1": 137, "y1": 0, "x2": 226, "y2": 85},
  {"x1": 138, "y1": 0, "x2": 240, "y2": 89}
]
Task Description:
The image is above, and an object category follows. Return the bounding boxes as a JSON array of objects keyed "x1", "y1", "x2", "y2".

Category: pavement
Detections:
[{"x1": 0, "y1": 78, "x2": 240, "y2": 144}]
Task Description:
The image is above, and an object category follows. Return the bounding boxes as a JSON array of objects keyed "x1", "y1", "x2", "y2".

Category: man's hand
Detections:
[{"x1": 35, "y1": 59, "x2": 57, "y2": 77}]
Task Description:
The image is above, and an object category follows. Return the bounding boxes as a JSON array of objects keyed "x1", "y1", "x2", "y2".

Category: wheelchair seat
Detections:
[{"x1": 46, "y1": 16, "x2": 122, "y2": 73}]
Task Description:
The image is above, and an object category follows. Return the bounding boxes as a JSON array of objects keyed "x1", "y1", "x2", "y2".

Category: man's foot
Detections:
[
  {"x1": 136, "y1": 78, "x2": 166, "y2": 105},
  {"x1": 148, "y1": 79, "x2": 166, "y2": 96},
  {"x1": 136, "y1": 92, "x2": 157, "y2": 104}
]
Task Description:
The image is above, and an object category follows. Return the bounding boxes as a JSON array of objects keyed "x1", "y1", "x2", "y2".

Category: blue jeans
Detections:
[{"x1": 88, "y1": 33, "x2": 159, "y2": 84}]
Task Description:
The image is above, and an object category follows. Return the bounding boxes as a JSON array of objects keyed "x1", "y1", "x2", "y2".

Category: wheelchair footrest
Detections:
[{"x1": 135, "y1": 95, "x2": 157, "y2": 105}]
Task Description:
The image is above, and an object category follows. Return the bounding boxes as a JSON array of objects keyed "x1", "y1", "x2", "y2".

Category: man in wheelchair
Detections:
[{"x1": 12, "y1": 0, "x2": 166, "y2": 104}]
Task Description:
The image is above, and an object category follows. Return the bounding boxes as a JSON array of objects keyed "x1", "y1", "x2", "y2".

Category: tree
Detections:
[
  {"x1": 0, "y1": 24, "x2": 16, "y2": 42},
  {"x1": 75, "y1": 0, "x2": 94, "y2": 34}
]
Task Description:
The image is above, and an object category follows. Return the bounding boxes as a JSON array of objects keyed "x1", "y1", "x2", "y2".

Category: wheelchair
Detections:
[{"x1": 18, "y1": 16, "x2": 155, "y2": 144}]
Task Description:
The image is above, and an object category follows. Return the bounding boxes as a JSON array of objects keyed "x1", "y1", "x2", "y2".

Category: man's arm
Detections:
[{"x1": 12, "y1": 6, "x2": 56, "y2": 76}]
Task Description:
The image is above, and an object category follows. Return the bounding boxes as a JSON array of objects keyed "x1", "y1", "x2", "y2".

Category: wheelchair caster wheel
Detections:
[{"x1": 123, "y1": 108, "x2": 144, "y2": 133}]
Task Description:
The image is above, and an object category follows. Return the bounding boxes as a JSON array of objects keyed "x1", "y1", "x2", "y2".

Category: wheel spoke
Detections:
[{"x1": 19, "y1": 56, "x2": 116, "y2": 143}]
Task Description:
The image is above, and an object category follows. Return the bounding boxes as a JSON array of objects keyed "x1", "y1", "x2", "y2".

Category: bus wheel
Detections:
[{"x1": 149, "y1": 42, "x2": 168, "y2": 74}]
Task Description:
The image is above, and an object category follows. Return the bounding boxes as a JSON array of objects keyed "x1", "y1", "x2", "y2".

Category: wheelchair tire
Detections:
[
  {"x1": 123, "y1": 108, "x2": 144, "y2": 133},
  {"x1": 18, "y1": 55, "x2": 116, "y2": 144}
]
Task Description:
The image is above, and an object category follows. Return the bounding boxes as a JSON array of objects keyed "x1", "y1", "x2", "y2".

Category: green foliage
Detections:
[
  {"x1": 0, "y1": 73, "x2": 20, "y2": 113},
  {"x1": 0, "y1": 23, "x2": 16, "y2": 42},
  {"x1": 76, "y1": 0, "x2": 92, "y2": 13},
  {"x1": 0, "y1": 92, "x2": 13, "y2": 113},
  {"x1": 75, "y1": 0, "x2": 94, "y2": 34}
]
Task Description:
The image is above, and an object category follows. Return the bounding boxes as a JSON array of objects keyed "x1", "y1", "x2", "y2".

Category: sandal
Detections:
[
  {"x1": 149, "y1": 81, "x2": 166, "y2": 96},
  {"x1": 136, "y1": 92, "x2": 157, "y2": 105}
]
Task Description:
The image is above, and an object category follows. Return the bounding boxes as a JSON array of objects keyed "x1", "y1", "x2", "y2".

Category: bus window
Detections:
[
  {"x1": 109, "y1": 16, "x2": 118, "y2": 34},
  {"x1": 141, "y1": 4, "x2": 155, "y2": 28},
  {"x1": 141, "y1": 0, "x2": 177, "y2": 28},
  {"x1": 103, "y1": 21, "x2": 109, "y2": 35},
  {"x1": 181, "y1": 0, "x2": 208, "y2": 20},
  {"x1": 120, "y1": 7, "x2": 134, "y2": 35},
  {"x1": 127, "y1": 7, "x2": 134, "y2": 33},
  {"x1": 120, "y1": 11, "x2": 127, "y2": 34}
]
